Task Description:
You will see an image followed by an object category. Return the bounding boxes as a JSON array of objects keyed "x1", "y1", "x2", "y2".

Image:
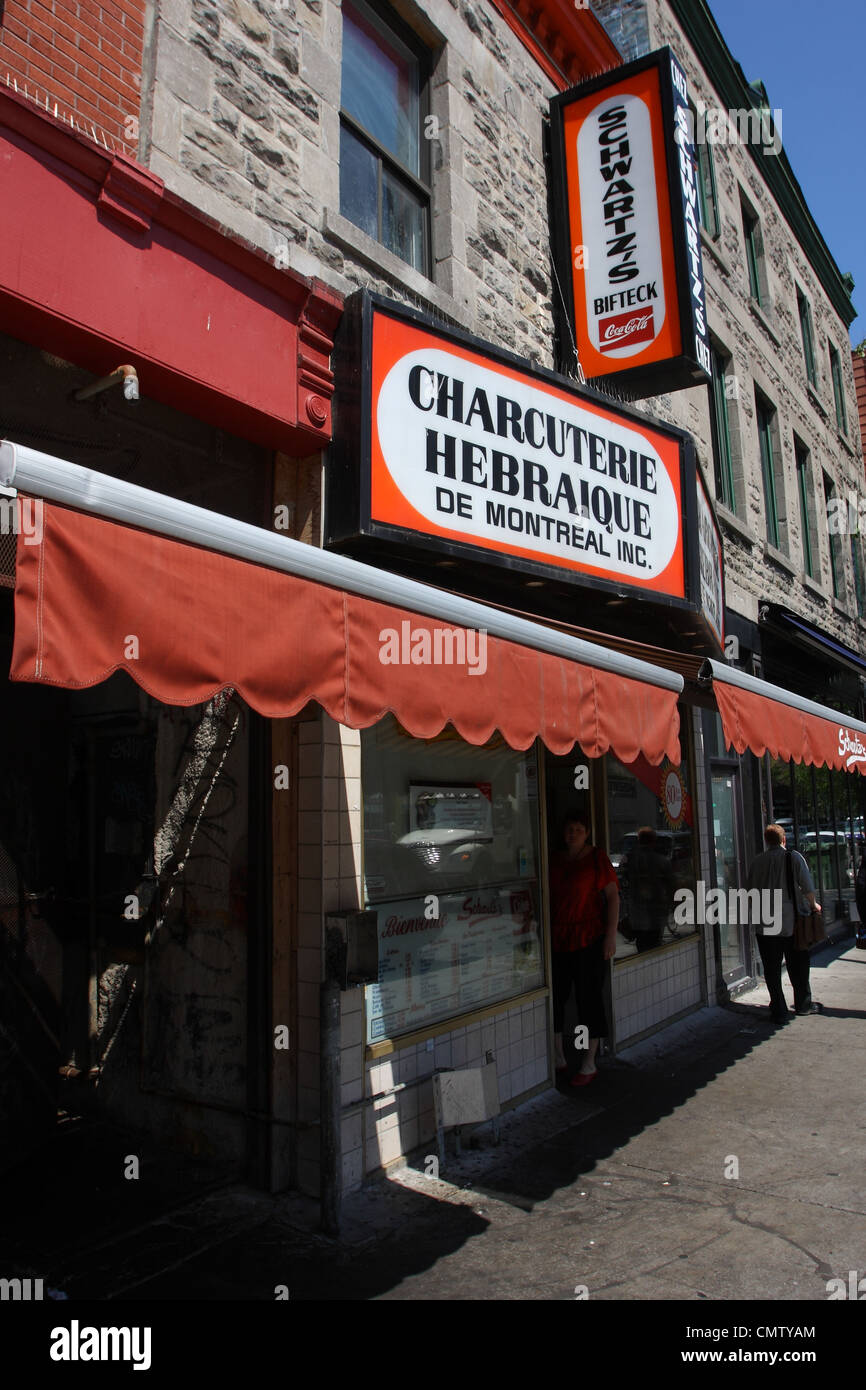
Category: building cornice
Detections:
[{"x1": 486, "y1": 0, "x2": 622, "y2": 89}]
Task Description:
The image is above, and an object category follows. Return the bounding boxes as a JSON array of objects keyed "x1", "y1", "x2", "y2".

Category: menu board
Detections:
[{"x1": 365, "y1": 881, "x2": 542, "y2": 1042}]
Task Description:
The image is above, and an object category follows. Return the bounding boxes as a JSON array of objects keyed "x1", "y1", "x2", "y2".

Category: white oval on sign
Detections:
[
  {"x1": 576, "y1": 92, "x2": 666, "y2": 358},
  {"x1": 375, "y1": 347, "x2": 681, "y2": 584}
]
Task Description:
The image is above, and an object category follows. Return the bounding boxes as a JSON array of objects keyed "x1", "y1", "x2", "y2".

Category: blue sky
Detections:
[{"x1": 709, "y1": 0, "x2": 865, "y2": 344}]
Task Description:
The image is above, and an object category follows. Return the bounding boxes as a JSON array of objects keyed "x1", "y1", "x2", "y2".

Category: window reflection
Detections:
[
  {"x1": 362, "y1": 717, "x2": 542, "y2": 1041},
  {"x1": 606, "y1": 753, "x2": 697, "y2": 959}
]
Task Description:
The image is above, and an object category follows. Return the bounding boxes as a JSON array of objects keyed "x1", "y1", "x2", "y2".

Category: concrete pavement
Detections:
[{"x1": 3, "y1": 936, "x2": 864, "y2": 1304}]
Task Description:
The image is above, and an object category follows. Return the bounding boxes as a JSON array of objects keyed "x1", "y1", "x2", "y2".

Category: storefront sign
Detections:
[
  {"x1": 550, "y1": 48, "x2": 711, "y2": 395},
  {"x1": 329, "y1": 293, "x2": 725, "y2": 652}
]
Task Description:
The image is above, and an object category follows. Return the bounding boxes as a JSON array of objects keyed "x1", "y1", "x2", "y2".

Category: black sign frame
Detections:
[
  {"x1": 326, "y1": 290, "x2": 724, "y2": 653},
  {"x1": 549, "y1": 47, "x2": 711, "y2": 397}
]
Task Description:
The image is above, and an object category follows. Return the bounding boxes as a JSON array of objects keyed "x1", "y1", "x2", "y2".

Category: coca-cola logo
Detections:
[{"x1": 599, "y1": 309, "x2": 655, "y2": 349}]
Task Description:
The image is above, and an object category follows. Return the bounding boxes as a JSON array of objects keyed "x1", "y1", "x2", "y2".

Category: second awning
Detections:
[{"x1": 700, "y1": 658, "x2": 866, "y2": 774}]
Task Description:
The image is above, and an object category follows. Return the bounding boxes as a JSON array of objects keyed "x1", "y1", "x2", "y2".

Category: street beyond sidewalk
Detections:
[{"x1": 3, "y1": 938, "x2": 864, "y2": 1304}]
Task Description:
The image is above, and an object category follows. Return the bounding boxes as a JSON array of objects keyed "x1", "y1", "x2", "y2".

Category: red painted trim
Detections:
[
  {"x1": 486, "y1": 0, "x2": 621, "y2": 91},
  {"x1": 0, "y1": 87, "x2": 343, "y2": 451}
]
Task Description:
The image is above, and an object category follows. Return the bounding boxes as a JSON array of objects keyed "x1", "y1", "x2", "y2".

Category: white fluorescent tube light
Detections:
[{"x1": 0, "y1": 438, "x2": 683, "y2": 694}]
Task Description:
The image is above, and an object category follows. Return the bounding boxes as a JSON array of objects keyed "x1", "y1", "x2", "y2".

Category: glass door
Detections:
[{"x1": 711, "y1": 767, "x2": 749, "y2": 982}]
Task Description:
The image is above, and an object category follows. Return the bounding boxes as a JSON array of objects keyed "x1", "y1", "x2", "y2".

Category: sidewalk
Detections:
[{"x1": 3, "y1": 935, "x2": 864, "y2": 1301}]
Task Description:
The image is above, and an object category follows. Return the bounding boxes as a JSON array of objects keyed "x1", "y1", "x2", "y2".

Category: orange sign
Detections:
[
  {"x1": 551, "y1": 49, "x2": 711, "y2": 395},
  {"x1": 368, "y1": 306, "x2": 686, "y2": 597}
]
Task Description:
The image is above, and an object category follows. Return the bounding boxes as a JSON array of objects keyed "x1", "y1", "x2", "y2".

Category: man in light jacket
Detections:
[{"x1": 747, "y1": 824, "x2": 821, "y2": 1022}]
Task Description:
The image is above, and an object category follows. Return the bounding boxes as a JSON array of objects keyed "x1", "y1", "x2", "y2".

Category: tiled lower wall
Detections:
[
  {"x1": 613, "y1": 937, "x2": 704, "y2": 1043},
  {"x1": 340, "y1": 991, "x2": 550, "y2": 1190}
]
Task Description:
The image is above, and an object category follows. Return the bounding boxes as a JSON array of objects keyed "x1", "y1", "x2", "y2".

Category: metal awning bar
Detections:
[{"x1": 0, "y1": 439, "x2": 683, "y2": 694}]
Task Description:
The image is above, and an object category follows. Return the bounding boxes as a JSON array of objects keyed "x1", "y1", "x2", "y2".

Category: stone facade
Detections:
[
  {"x1": 128, "y1": 0, "x2": 863, "y2": 1195},
  {"x1": 146, "y1": 0, "x2": 561, "y2": 366},
  {"x1": 144, "y1": 0, "x2": 862, "y2": 647},
  {"x1": 592, "y1": 0, "x2": 864, "y2": 643}
]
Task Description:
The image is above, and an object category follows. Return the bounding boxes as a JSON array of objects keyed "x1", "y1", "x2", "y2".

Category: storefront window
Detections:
[
  {"x1": 773, "y1": 757, "x2": 860, "y2": 920},
  {"x1": 769, "y1": 756, "x2": 793, "y2": 836},
  {"x1": 361, "y1": 716, "x2": 542, "y2": 1042},
  {"x1": 606, "y1": 752, "x2": 698, "y2": 959}
]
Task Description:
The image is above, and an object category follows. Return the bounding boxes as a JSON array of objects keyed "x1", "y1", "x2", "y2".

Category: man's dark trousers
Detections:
[{"x1": 756, "y1": 932, "x2": 811, "y2": 1018}]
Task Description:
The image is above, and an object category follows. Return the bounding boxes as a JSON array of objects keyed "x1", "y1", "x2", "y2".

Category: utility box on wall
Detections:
[{"x1": 325, "y1": 910, "x2": 379, "y2": 987}]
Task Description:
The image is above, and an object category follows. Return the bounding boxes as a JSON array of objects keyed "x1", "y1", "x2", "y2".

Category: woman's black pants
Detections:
[{"x1": 552, "y1": 937, "x2": 608, "y2": 1039}]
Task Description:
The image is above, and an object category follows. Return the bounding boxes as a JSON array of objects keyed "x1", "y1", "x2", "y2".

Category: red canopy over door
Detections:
[{"x1": 11, "y1": 500, "x2": 682, "y2": 764}]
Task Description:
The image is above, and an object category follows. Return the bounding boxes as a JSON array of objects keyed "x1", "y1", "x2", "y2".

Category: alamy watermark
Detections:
[
  {"x1": 684, "y1": 106, "x2": 782, "y2": 156},
  {"x1": 826, "y1": 1270, "x2": 866, "y2": 1299},
  {"x1": 0, "y1": 493, "x2": 43, "y2": 545},
  {"x1": 378, "y1": 621, "x2": 488, "y2": 676},
  {"x1": 674, "y1": 882, "x2": 782, "y2": 933},
  {"x1": 826, "y1": 493, "x2": 866, "y2": 535}
]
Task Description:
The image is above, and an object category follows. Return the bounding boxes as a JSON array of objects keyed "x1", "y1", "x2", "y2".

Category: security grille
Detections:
[{"x1": 0, "y1": 528, "x2": 15, "y2": 588}]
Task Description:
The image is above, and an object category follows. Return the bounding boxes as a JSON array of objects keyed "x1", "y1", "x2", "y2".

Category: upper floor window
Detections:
[
  {"x1": 824, "y1": 471, "x2": 842, "y2": 599},
  {"x1": 742, "y1": 202, "x2": 763, "y2": 306},
  {"x1": 709, "y1": 344, "x2": 735, "y2": 510},
  {"x1": 756, "y1": 392, "x2": 782, "y2": 550},
  {"x1": 340, "y1": 0, "x2": 431, "y2": 275},
  {"x1": 794, "y1": 439, "x2": 815, "y2": 579},
  {"x1": 851, "y1": 536, "x2": 865, "y2": 618},
  {"x1": 796, "y1": 289, "x2": 817, "y2": 388},
  {"x1": 697, "y1": 126, "x2": 717, "y2": 240},
  {"x1": 829, "y1": 342, "x2": 848, "y2": 436},
  {"x1": 694, "y1": 117, "x2": 719, "y2": 239}
]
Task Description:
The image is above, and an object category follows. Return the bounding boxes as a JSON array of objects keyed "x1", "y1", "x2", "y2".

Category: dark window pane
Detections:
[
  {"x1": 798, "y1": 292, "x2": 816, "y2": 385},
  {"x1": 795, "y1": 444, "x2": 814, "y2": 578},
  {"x1": 342, "y1": 0, "x2": 420, "y2": 175},
  {"x1": 824, "y1": 472, "x2": 841, "y2": 598},
  {"x1": 757, "y1": 400, "x2": 779, "y2": 548},
  {"x1": 710, "y1": 346, "x2": 734, "y2": 510},
  {"x1": 830, "y1": 345, "x2": 848, "y2": 435},
  {"x1": 696, "y1": 138, "x2": 718, "y2": 239},
  {"x1": 340, "y1": 124, "x2": 379, "y2": 242},
  {"x1": 743, "y1": 208, "x2": 761, "y2": 304},
  {"x1": 382, "y1": 168, "x2": 425, "y2": 271}
]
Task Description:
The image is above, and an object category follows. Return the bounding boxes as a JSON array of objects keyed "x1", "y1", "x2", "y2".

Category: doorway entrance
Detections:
[
  {"x1": 543, "y1": 747, "x2": 614, "y2": 1067},
  {"x1": 711, "y1": 765, "x2": 750, "y2": 984}
]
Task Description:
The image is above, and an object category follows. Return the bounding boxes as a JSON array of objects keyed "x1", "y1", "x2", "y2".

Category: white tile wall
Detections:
[
  {"x1": 341, "y1": 996, "x2": 551, "y2": 1190},
  {"x1": 613, "y1": 938, "x2": 704, "y2": 1044}
]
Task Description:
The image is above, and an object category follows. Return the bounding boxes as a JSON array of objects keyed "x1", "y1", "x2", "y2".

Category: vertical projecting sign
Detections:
[{"x1": 550, "y1": 48, "x2": 711, "y2": 396}]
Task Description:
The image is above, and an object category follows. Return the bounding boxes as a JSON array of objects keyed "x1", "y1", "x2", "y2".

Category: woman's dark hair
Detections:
[{"x1": 562, "y1": 809, "x2": 590, "y2": 833}]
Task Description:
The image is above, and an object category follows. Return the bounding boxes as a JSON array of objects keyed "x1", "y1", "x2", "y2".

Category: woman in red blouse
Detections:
[{"x1": 550, "y1": 812, "x2": 619, "y2": 1086}]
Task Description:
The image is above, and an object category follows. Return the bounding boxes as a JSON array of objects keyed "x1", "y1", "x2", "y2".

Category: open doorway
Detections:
[{"x1": 543, "y1": 747, "x2": 615, "y2": 1074}]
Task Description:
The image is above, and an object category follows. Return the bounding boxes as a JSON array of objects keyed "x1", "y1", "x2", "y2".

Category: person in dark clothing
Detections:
[
  {"x1": 747, "y1": 823, "x2": 821, "y2": 1022},
  {"x1": 626, "y1": 826, "x2": 674, "y2": 952},
  {"x1": 549, "y1": 812, "x2": 619, "y2": 1087}
]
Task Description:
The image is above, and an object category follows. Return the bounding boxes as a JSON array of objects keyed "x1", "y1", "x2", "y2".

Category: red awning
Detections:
[
  {"x1": 701, "y1": 659, "x2": 866, "y2": 774},
  {"x1": 11, "y1": 501, "x2": 681, "y2": 763}
]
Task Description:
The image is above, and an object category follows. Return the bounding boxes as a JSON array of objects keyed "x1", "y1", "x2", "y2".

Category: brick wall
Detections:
[{"x1": 0, "y1": 0, "x2": 147, "y2": 146}]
